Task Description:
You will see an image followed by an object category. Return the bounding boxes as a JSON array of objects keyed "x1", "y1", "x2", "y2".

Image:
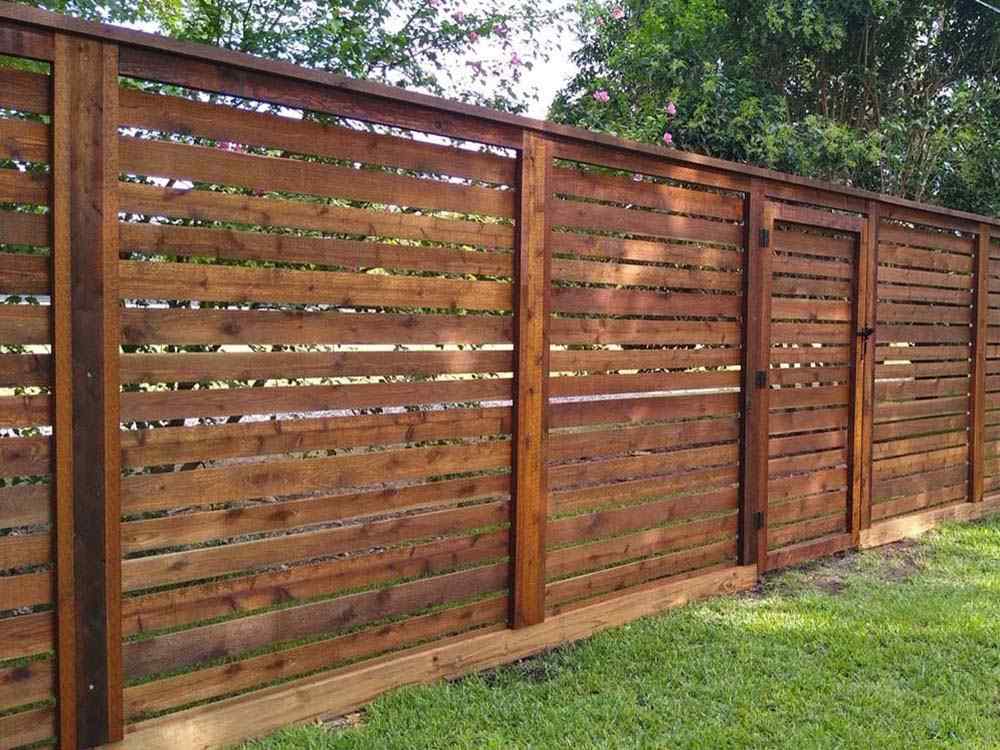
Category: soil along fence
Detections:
[{"x1": 1, "y1": 5, "x2": 1000, "y2": 749}]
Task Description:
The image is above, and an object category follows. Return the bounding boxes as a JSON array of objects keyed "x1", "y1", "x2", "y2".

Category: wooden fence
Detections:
[{"x1": 1, "y1": 5, "x2": 1000, "y2": 749}]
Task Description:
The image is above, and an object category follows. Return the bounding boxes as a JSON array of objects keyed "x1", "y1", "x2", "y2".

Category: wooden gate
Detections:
[{"x1": 760, "y1": 203, "x2": 872, "y2": 570}]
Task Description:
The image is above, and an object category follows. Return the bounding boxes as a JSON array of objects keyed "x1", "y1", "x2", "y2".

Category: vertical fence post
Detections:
[
  {"x1": 510, "y1": 131, "x2": 552, "y2": 628},
  {"x1": 740, "y1": 179, "x2": 771, "y2": 573},
  {"x1": 856, "y1": 201, "x2": 879, "y2": 534},
  {"x1": 969, "y1": 224, "x2": 990, "y2": 503},
  {"x1": 51, "y1": 33, "x2": 123, "y2": 747}
]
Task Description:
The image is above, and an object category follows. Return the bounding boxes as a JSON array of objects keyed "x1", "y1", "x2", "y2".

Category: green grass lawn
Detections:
[{"x1": 243, "y1": 517, "x2": 1000, "y2": 749}]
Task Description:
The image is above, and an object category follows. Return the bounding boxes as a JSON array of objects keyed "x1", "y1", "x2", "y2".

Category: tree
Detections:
[
  {"x1": 550, "y1": 0, "x2": 1000, "y2": 213},
  {"x1": 19, "y1": 0, "x2": 568, "y2": 113}
]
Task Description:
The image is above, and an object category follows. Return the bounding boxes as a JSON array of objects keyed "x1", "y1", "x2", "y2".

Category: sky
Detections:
[{"x1": 521, "y1": 26, "x2": 580, "y2": 118}]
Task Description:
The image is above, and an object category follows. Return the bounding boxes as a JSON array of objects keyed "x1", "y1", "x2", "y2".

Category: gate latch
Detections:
[
  {"x1": 857, "y1": 327, "x2": 875, "y2": 340},
  {"x1": 755, "y1": 370, "x2": 768, "y2": 388}
]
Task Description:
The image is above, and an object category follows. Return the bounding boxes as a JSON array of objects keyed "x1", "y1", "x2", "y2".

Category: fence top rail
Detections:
[{"x1": 1, "y1": 1, "x2": 997, "y2": 230}]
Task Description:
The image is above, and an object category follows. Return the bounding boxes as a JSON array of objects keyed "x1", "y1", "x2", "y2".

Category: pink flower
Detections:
[
  {"x1": 632, "y1": 173, "x2": 643, "y2": 182},
  {"x1": 494, "y1": 22, "x2": 508, "y2": 37},
  {"x1": 217, "y1": 141, "x2": 246, "y2": 153},
  {"x1": 453, "y1": 11, "x2": 466, "y2": 22},
  {"x1": 510, "y1": 52, "x2": 523, "y2": 66},
  {"x1": 662, "y1": 132, "x2": 673, "y2": 145},
  {"x1": 593, "y1": 89, "x2": 610, "y2": 103},
  {"x1": 468, "y1": 31, "x2": 479, "y2": 43},
  {"x1": 596, "y1": 16, "x2": 605, "y2": 27},
  {"x1": 611, "y1": 7, "x2": 625, "y2": 19},
  {"x1": 665, "y1": 101, "x2": 677, "y2": 116}
]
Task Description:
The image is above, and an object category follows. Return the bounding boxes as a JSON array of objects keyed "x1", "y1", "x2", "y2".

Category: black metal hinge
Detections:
[
  {"x1": 754, "y1": 511, "x2": 765, "y2": 530},
  {"x1": 755, "y1": 370, "x2": 768, "y2": 388},
  {"x1": 759, "y1": 228, "x2": 770, "y2": 248}
]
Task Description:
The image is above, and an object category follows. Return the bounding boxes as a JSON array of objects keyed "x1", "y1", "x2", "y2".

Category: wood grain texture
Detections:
[
  {"x1": 510, "y1": 131, "x2": 552, "y2": 628},
  {"x1": 114, "y1": 565, "x2": 757, "y2": 750},
  {"x1": 740, "y1": 182, "x2": 770, "y2": 569},
  {"x1": 970, "y1": 224, "x2": 990, "y2": 503},
  {"x1": 51, "y1": 33, "x2": 123, "y2": 747},
  {"x1": 1, "y1": 8, "x2": 997, "y2": 745},
  {"x1": 2, "y1": 5, "x2": 1000, "y2": 229},
  {"x1": 858, "y1": 202, "x2": 879, "y2": 531}
]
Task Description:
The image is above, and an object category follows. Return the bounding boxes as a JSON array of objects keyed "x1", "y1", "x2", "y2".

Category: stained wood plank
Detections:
[
  {"x1": 51, "y1": 35, "x2": 123, "y2": 746},
  {"x1": 0, "y1": 21, "x2": 54, "y2": 61},
  {"x1": 118, "y1": 183, "x2": 515, "y2": 248},
  {"x1": 117, "y1": 88, "x2": 517, "y2": 184},
  {"x1": 741, "y1": 184, "x2": 770, "y2": 569},
  {"x1": 970, "y1": 224, "x2": 990, "y2": 502},
  {"x1": 122, "y1": 440, "x2": 510, "y2": 515},
  {"x1": 114, "y1": 564, "x2": 756, "y2": 750},
  {"x1": 119, "y1": 222, "x2": 514, "y2": 276},
  {"x1": 121, "y1": 308, "x2": 513, "y2": 346},
  {"x1": 510, "y1": 132, "x2": 551, "y2": 628},
  {"x1": 118, "y1": 259, "x2": 512, "y2": 311},
  {"x1": 551, "y1": 166, "x2": 743, "y2": 221},
  {"x1": 0, "y1": 68, "x2": 50, "y2": 113},
  {"x1": 859, "y1": 202, "x2": 879, "y2": 530}
]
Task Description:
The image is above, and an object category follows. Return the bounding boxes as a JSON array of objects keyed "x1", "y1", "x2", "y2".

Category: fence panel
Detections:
[
  {"x1": 0, "y1": 7, "x2": 999, "y2": 748},
  {"x1": 872, "y1": 215, "x2": 975, "y2": 520},
  {"x1": 766, "y1": 210, "x2": 860, "y2": 567},
  {"x1": 985, "y1": 232, "x2": 1000, "y2": 494},
  {"x1": 0, "y1": 58, "x2": 59, "y2": 748},
  {"x1": 544, "y1": 143, "x2": 745, "y2": 611},
  {"x1": 114, "y1": 70, "x2": 518, "y2": 724}
]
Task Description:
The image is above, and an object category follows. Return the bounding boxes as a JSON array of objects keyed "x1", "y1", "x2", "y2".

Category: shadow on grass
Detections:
[{"x1": 242, "y1": 517, "x2": 1000, "y2": 750}]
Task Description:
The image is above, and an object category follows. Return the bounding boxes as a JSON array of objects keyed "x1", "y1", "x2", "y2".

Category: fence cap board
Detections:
[{"x1": 0, "y1": 1, "x2": 997, "y2": 229}]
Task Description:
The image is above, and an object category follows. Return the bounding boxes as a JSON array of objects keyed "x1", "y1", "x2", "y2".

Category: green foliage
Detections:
[
  {"x1": 551, "y1": 0, "x2": 1000, "y2": 212},
  {"x1": 17, "y1": 0, "x2": 569, "y2": 112},
  {"x1": 246, "y1": 517, "x2": 1000, "y2": 749}
]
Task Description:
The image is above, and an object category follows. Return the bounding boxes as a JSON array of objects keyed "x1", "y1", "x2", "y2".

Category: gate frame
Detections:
[{"x1": 746, "y1": 201, "x2": 872, "y2": 572}]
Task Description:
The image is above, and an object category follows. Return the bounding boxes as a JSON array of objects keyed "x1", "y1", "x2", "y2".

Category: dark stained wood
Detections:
[
  {"x1": 551, "y1": 165, "x2": 743, "y2": 220},
  {"x1": 510, "y1": 131, "x2": 552, "y2": 628},
  {"x1": 0, "y1": 20, "x2": 54, "y2": 60},
  {"x1": 739, "y1": 182, "x2": 770, "y2": 570},
  {"x1": 119, "y1": 222, "x2": 515, "y2": 277},
  {"x1": 859, "y1": 202, "x2": 879, "y2": 530},
  {"x1": 770, "y1": 202, "x2": 865, "y2": 232},
  {"x1": 122, "y1": 441, "x2": 510, "y2": 515},
  {"x1": 123, "y1": 595, "x2": 509, "y2": 719},
  {"x1": 120, "y1": 308, "x2": 513, "y2": 346},
  {"x1": 1, "y1": 5, "x2": 999, "y2": 231},
  {"x1": 0, "y1": 8, "x2": 997, "y2": 747},
  {"x1": 118, "y1": 89, "x2": 516, "y2": 184},
  {"x1": 124, "y1": 563, "x2": 510, "y2": 680},
  {"x1": 118, "y1": 182, "x2": 515, "y2": 249},
  {"x1": 114, "y1": 566, "x2": 756, "y2": 750},
  {"x1": 0, "y1": 117, "x2": 50, "y2": 162},
  {"x1": 118, "y1": 259, "x2": 513, "y2": 311},
  {"x1": 765, "y1": 532, "x2": 854, "y2": 571},
  {"x1": 970, "y1": 223, "x2": 991, "y2": 503},
  {"x1": 51, "y1": 34, "x2": 123, "y2": 747},
  {"x1": 546, "y1": 540, "x2": 737, "y2": 607},
  {"x1": 845, "y1": 214, "x2": 869, "y2": 544},
  {"x1": 119, "y1": 136, "x2": 515, "y2": 217}
]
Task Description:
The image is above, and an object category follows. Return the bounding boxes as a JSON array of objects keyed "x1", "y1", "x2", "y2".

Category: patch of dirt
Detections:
[
  {"x1": 748, "y1": 538, "x2": 927, "y2": 599},
  {"x1": 478, "y1": 646, "x2": 571, "y2": 686},
  {"x1": 872, "y1": 538, "x2": 924, "y2": 583},
  {"x1": 319, "y1": 711, "x2": 365, "y2": 732}
]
